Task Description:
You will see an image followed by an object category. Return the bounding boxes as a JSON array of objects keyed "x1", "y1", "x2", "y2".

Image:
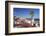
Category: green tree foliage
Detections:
[{"x1": 29, "y1": 11, "x2": 34, "y2": 19}]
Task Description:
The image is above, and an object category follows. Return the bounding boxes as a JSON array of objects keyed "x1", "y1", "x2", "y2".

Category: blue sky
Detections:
[{"x1": 13, "y1": 8, "x2": 40, "y2": 19}]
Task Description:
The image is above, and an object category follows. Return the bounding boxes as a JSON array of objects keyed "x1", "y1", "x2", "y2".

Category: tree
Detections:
[
  {"x1": 29, "y1": 11, "x2": 34, "y2": 19},
  {"x1": 29, "y1": 11, "x2": 34, "y2": 26}
]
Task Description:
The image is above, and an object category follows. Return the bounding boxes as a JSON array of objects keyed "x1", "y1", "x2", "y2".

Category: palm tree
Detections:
[
  {"x1": 29, "y1": 11, "x2": 34, "y2": 19},
  {"x1": 29, "y1": 11, "x2": 34, "y2": 26}
]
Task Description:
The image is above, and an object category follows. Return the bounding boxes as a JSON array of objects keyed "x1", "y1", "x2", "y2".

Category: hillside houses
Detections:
[{"x1": 14, "y1": 16, "x2": 40, "y2": 27}]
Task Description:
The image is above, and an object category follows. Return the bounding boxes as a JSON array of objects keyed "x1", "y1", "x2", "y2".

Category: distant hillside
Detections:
[{"x1": 14, "y1": 16, "x2": 39, "y2": 21}]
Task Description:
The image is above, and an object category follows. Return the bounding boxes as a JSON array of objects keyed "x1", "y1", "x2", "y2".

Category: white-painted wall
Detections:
[{"x1": 0, "y1": 0, "x2": 46, "y2": 36}]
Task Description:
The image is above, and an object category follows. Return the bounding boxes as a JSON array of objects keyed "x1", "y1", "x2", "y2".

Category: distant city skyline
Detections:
[{"x1": 13, "y1": 8, "x2": 40, "y2": 19}]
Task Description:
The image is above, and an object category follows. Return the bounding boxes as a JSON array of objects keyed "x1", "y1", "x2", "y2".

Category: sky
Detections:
[{"x1": 13, "y1": 8, "x2": 40, "y2": 19}]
